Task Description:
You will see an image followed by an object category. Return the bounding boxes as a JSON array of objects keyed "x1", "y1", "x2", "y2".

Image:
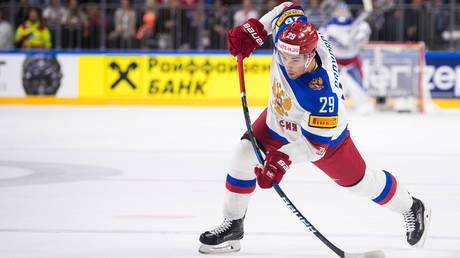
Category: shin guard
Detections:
[
  {"x1": 223, "y1": 140, "x2": 260, "y2": 219},
  {"x1": 347, "y1": 168, "x2": 413, "y2": 213}
]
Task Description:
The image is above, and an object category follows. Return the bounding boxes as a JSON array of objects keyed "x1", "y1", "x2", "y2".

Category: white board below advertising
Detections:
[
  {"x1": 0, "y1": 53, "x2": 78, "y2": 97},
  {"x1": 0, "y1": 54, "x2": 24, "y2": 97},
  {"x1": 57, "y1": 55, "x2": 78, "y2": 98}
]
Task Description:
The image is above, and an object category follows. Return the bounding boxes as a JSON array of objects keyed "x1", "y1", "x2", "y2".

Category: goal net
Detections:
[{"x1": 359, "y1": 41, "x2": 432, "y2": 113}]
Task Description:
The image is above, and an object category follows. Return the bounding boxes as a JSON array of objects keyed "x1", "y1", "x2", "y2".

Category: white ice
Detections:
[{"x1": 0, "y1": 105, "x2": 459, "y2": 258}]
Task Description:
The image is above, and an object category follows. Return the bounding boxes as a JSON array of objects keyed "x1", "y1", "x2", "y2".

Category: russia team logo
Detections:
[{"x1": 309, "y1": 77, "x2": 324, "y2": 90}]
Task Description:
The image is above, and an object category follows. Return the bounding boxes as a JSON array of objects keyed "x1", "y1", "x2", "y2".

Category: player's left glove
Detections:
[
  {"x1": 254, "y1": 150, "x2": 292, "y2": 189},
  {"x1": 227, "y1": 18, "x2": 267, "y2": 59}
]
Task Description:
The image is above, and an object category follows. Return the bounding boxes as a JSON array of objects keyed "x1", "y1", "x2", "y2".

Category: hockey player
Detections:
[
  {"x1": 320, "y1": 2, "x2": 374, "y2": 113},
  {"x1": 199, "y1": 1, "x2": 430, "y2": 254}
]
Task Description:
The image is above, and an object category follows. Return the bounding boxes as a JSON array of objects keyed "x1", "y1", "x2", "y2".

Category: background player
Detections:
[
  {"x1": 199, "y1": 1, "x2": 430, "y2": 254},
  {"x1": 320, "y1": 2, "x2": 374, "y2": 114}
]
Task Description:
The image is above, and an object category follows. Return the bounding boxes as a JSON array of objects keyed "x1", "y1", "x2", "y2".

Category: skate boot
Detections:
[
  {"x1": 198, "y1": 217, "x2": 244, "y2": 254},
  {"x1": 403, "y1": 197, "x2": 431, "y2": 247}
]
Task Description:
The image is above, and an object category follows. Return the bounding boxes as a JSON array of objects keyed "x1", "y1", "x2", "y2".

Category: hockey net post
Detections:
[{"x1": 360, "y1": 41, "x2": 431, "y2": 113}]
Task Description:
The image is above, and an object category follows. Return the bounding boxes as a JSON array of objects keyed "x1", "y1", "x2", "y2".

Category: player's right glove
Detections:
[
  {"x1": 227, "y1": 18, "x2": 267, "y2": 59},
  {"x1": 254, "y1": 150, "x2": 292, "y2": 189}
]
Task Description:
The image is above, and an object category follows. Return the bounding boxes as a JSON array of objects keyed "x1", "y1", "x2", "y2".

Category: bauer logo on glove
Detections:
[
  {"x1": 227, "y1": 18, "x2": 268, "y2": 59},
  {"x1": 242, "y1": 23, "x2": 264, "y2": 46},
  {"x1": 277, "y1": 160, "x2": 290, "y2": 171},
  {"x1": 254, "y1": 150, "x2": 292, "y2": 189}
]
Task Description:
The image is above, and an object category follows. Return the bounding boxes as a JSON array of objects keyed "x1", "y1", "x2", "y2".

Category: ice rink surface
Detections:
[{"x1": 0, "y1": 105, "x2": 459, "y2": 258}]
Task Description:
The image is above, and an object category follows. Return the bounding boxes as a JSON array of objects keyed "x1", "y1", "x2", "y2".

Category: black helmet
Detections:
[{"x1": 22, "y1": 55, "x2": 62, "y2": 95}]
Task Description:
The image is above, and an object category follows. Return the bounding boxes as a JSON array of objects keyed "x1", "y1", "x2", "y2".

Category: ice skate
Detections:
[
  {"x1": 198, "y1": 217, "x2": 244, "y2": 254},
  {"x1": 403, "y1": 197, "x2": 431, "y2": 247}
]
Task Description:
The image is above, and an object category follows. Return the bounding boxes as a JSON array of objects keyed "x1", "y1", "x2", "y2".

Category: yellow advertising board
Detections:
[{"x1": 78, "y1": 55, "x2": 271, "y2": 106}]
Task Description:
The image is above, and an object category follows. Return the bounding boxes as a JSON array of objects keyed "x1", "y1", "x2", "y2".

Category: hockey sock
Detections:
[
  {"x1": 347, "y1": 168, "x2": 413, "y2": 213},
  {"x1": 223, "y1": 140, "x2": 260, "y2": 220}
]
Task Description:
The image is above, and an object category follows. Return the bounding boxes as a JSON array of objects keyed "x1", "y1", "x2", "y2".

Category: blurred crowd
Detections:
[{"x1": 0, "y1": 0, "x2": 457, "y2": 51}]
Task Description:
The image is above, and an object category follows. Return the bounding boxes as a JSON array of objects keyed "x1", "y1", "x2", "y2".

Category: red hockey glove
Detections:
[
  {"x1": 227, "y1": 18, "x2": 267, "y2": 59},
  {"x1": 254, "y1": 150, "x2": 292, "y2": 189}
]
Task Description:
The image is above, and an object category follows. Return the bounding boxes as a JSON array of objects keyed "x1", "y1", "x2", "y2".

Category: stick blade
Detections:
[{"x1": 345, "y1": 250, "x2": 385, "y2": 258}]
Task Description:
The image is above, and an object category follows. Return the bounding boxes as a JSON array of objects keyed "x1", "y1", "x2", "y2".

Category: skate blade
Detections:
[
  {"x1": 414, "y1": 207, "x2": 432, "y2": 248},
  {"x1": 198, "y1": 240, "x2": 241, "y2": 254}
]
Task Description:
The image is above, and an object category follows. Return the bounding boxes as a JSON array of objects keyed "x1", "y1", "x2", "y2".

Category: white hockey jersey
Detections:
[
  {"x1": 320, "y1": 17, "x2": 371, "y2": 60},
  {"x1": 259, "y1": 2, "x2": 348, "y2": 163}
]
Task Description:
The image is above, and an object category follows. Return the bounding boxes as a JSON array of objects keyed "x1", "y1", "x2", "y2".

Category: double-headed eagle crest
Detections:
[
  {"x1": 309, "y1": 77, "x2": 324, "y2": 90},
  {"x1": 272, "y1": 79, "x2": 292, "y2": 116}
]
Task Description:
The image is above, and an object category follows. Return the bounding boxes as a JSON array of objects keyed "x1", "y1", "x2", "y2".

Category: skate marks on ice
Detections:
[{"x1": 0, "y1": 160, "x2": 122, "y2": 187}]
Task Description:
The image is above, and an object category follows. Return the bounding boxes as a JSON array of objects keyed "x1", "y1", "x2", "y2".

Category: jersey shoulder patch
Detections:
[
  {"x1": 308, "y1": 77, "x2": 325, "y2": 91},
  {"x1": 276, "y1": 9, "x2": 305, "y2": 26},
  {"x1": 273, "y1": 6, "x2": 308, "y2": 43}
]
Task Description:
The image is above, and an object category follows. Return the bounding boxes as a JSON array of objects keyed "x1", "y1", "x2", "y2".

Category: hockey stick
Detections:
[
  {"x1": 357, "y1": 0, "x2": 373, "y2": 23},
  {"x1": 236, "y1": 54, "x2": 384, "y2": 258}
]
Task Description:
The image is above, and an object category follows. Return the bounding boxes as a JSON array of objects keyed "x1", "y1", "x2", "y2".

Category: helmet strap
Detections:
[{"x1": 304, "y1": 51, "x2": 315, "y2": 72}]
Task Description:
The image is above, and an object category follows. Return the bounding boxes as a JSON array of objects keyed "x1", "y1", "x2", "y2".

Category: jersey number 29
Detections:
[{"x1": 319, "y1": 96, "x2": 334, "y2": 113}]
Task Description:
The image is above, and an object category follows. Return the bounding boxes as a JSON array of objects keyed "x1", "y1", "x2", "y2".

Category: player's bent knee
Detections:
[
  {"x1": 225, "y1": 140, "x2": 259, "y2": 200},
  {"x1": 345, "y1": 168, "x2": 387, "y2": 200},
  {"x1": 228, "y1": 139, "x2": 260, "y2": 180}
]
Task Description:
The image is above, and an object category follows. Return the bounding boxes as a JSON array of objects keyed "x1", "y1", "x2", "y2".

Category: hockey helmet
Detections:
[
  {"x1": 276, "y1": 21, "x2": 318, "y2": 73},
  {"x1": 277, "y1": 20, "x2": 318, "y2": 55},
  {"x1": 334, "y1": 2, "x2": 351, "y2": 21}
]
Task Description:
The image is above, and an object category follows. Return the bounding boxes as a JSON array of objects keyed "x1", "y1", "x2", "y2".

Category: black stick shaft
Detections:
[{"x1": 272, "y1": 182, "x2": 345, "y2": 257}]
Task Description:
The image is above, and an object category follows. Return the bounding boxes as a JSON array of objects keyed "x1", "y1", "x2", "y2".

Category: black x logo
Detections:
[{"x1": 110, "y1": 62, "x2": 138, "y2": 89}]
